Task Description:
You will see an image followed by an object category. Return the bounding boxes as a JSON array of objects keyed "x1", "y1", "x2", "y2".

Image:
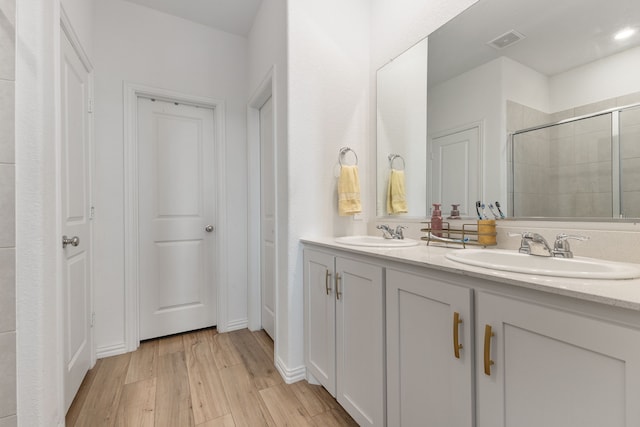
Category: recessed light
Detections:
[{"x1": 614, "y1": 27, "x2": 636, "y2": 41}]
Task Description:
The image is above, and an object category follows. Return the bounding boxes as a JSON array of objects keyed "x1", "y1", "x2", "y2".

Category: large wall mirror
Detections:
[{"x1": 376, "y1": 0, "x2": 640, "y2": 220}]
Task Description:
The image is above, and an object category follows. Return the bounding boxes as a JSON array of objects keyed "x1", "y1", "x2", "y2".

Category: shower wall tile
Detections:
[
  {"x1": 573, "y1": 113, "x2": 610, "y2": 135},
  {"x1": 0, "y1": 331, "x2": 15, "y2": 418},
  {"x1": 0, "y1": 0, "x2": 14, "y2": 424},
  {"x1": 0, "y1": 415, "x2": 16, "y2": 427},
  {"x1": 616, "y1": 91, "x2": 640, "y2": 107},
  {"x1": 0, "y1": 0, "x2": 14, "y2": 82},
  {"x1": 0, "y1": 80, "x2": 14, "y2": 163},
  {"x1": 619, "y1": 105, "x2": 640, "y2": 127},
  {"x1": 549, "y1": 136, "x2": 575, "y2": 168},
  {"x1": 573, "y1": 98, "x2": 617, "y2": 117},
  {"x1": 622, "y1": 158, "x2": 640, "y2": 192},
  {"x1": 0, "y1": 164, "x2": 14, "y2": 247},
  {"x1": 506, "y1": 100, "x2": 524, "y2": 133},
  {"x1": 0, "y1": 249, "x2": 13, "y2": 333},
  {"x1": 623, "y1": 191, "x2": 640, "y2": 218},
  {"x1": 574, "y1": 130, "x2": 611, "y2": 164},
  {"x1": 576, "y1": 162, "x2": 612, "y2": 194},
  {"x1": 620, "y1": 124, "x2": 640, "y2": 159}
]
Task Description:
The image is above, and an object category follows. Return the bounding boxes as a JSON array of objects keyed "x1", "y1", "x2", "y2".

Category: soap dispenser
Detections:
[{"x1": 431, "y1": 203, "x2": 443, "y2": 237}]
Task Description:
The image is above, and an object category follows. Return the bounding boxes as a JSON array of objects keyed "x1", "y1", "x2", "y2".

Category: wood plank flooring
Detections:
[{"x1": 66, "y1": 328, "x2": 358, "y2": 427}]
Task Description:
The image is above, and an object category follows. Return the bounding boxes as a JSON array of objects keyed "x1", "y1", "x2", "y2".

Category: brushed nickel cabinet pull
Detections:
[
  {"x1": 325, "y1": 269, "x2": 332, "y2": 295},
  {"x1": 484, "y1": 324, "x2": 495, "y2": 375},
  {"x1": 335, "y1": 273, "x2": 342, "y2": 300},
  {"x1": 453, "y1": 311, "x2": 463, "y2": 359}
]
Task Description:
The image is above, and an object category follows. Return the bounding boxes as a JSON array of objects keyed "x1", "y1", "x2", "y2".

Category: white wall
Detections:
[
  {"x1": 371, "y1": 0, "x2": 477, "y2": 70},
  {"x1": 428, "y1": 58, "x2": 503, "y2": 205},
  {"x1": 286, "y1": 0, "x2": 371, "y2": 378},
  {"x1": 16, "y1": 0, "x2": 65, "y2": 425},
  {"x1": 550, "y1": 46, "x2": 640, "y2": 112},
  {"x1": 376, "y1": 39, "x2": 428, "y2": 217},
  {"x1": 92, "y1": 0, "x2": 249, "y2": 353}
]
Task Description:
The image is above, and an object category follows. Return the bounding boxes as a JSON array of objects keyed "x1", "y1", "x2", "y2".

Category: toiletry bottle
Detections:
[
  {"x1": 448, "y1": 204, "x2": 460, "y2": 219},
  {"x1": 431, "y1": 203, "x2": 443, "y2": 237}
]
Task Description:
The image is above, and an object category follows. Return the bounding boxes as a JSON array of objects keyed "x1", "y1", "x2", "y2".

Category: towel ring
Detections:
[
  {"x1": 339, "y1": 147, "x2": 358, "y2": 166},
  {"x1": 388, "y1": 154, "x2": 405, "y2": 170}
]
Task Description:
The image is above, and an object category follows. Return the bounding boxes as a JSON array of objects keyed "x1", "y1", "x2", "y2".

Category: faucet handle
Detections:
[
  {"x1": 394, "y1": 225, "x2": 407, "y2": 239},
  {"x1": 555, "y1": 233, "x2": 589, "y2": 242},
  {"x1": 553, "y1": 234, "x2": 589, "y2": 258}
]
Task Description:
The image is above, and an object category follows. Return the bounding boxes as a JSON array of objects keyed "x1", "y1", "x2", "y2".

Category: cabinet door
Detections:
[
  {"x1": 336, "y1": 257, "x2": 385, "y2": 427},
  {"x1": 386, "y1": 269, "x2": 474, "y2": 427},
  {"x1": 303, "y1": 249, "x2": 336, "y2": 395},
  {"x1": 477, "y1": 291, "x2": 640, "y2": 427}
]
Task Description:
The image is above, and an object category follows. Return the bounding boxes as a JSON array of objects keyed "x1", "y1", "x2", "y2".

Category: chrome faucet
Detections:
[
  {"x1": 377, "y1": 224, "x2": 407, "y2": 240},
  {"x1": 510, "y1": 232, "x2": 589, "y2": 258},
  {"x1": 510, "y1": 232, "x2": 553, "y2": 257}
]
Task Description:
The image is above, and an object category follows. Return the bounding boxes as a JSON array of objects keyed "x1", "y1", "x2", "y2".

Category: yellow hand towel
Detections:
[
  {"x1": 387, "y1": 169, "x2": 408, "y2": 214},
  {"x1": 338, "y1": 165, "x2": 362, "y2": 216}
]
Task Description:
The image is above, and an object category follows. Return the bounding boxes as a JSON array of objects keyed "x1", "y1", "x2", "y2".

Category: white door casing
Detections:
[
  {"x1": 430, "y1": 125, "x2": 482, "y2": 216},
  {"x1": 260, "y1": 96, "x2": 275, "y2": 339},
  {"x1": 61, "y1": 30, "x2": 92, "y2": 411},
  {"x1": 137, "y1": 97, "x2": 217, "y2": 340}
]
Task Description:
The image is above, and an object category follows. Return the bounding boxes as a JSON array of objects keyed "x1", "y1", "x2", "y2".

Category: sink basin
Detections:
[
  {"x1": 445, "y1": 249, "x2": 640, "y2": 280},
  {"x1": 335, "y1": 235, "x2": 420, "y2": 248}
]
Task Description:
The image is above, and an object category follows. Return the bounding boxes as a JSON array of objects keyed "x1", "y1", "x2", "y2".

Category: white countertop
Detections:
[{"x1": 301, "y1": 237, "x2": 640, "y2": 312}]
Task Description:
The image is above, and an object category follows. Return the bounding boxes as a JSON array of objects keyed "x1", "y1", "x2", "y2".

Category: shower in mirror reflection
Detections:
[{"x1": 510, "y1": 100, "x2": 640, "y2": 219}]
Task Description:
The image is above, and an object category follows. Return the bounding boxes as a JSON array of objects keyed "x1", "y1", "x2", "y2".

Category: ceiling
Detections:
[
  {"x1": 428, "y1": 0, "x2": 640, "y2": 87},
  {"x1": 123, "y1": 0, "x2": 263, "y2": 36}
]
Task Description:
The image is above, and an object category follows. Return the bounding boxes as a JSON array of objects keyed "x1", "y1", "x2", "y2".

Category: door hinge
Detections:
[
  {"x1": 88, "y1": 98, "x2": 93, "y2": 114},
  {"x1": 90, "y1": 206, "x2": 95, "y2": 220},
  {"x1": 91, "y1": 312, "x2": 95, "y2": 328}
]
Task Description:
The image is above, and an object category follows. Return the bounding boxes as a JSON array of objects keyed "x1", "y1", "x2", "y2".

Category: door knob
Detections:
[
  {"x1": 62, "y1": 235, "x2": 80, "y2": 248},
  {"x1": 205, "y1": 225, "x2": 214, "y2": 232}
]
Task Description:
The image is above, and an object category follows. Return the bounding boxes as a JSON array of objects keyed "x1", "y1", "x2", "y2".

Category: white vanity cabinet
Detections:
[
  {"x1": 303, "y1": 248, "x2": 385, "y2": 427},
  {"x1": 386, "y1": 268, "x2": 474, "y2": 427},
  {"x1": 476, "y1": 291, "x2": 640, "y2": 427}
]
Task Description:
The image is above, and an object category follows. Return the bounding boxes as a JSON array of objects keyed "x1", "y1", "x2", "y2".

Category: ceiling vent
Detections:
[{"x1": 487, "y1": 30, "x2": 526, "y2": 49}]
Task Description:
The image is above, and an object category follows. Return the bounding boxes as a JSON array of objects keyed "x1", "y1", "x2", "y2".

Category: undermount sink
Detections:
[
  {"x1": 445, "y1": 249, "x2": 640, "y2": 280},
  {"x1": 335, "y1": 235, "x2": 420, "y2": 248}
]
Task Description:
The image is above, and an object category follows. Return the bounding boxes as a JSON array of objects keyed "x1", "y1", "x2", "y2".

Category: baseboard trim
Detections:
[
  {"x1": 96, "y1": 342, "x2": 127, "y2": 359},
  {"x1": 224, "y1": 318, "x2": 248, "y2": 332},
  {"x1": 275, "y1": 356, "x2": 307, "y2": 384}
]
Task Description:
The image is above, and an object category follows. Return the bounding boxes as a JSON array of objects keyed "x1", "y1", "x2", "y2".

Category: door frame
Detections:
[
  {"x1": 123, "y1": 82, "x2": 227, "y2": 351},
  {"x1": 247, "y1": 67, "x2": 277, "y2": 333}
]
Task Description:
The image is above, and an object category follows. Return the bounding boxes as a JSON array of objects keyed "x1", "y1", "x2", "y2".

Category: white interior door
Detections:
[
  {"x1": 260, "y1": 96, "x2": 275, "y2": 339},
  {"x1": 61, "y1": 32, "x2": 92, "y2": 411},
  {"x1": 431, "y1": 127, "x2": 481, "y2": 216},
  {"x1": 138, "y1": 97, "x2": 216, "y2": 340}
]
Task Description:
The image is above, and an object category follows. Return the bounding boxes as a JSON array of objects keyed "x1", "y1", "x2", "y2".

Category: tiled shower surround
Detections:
[
  {"x1": 508, "y1": 92, "x2": 640, "y2": 218},
  {"x1": 0, "y1": 0, "x2": 16, "y2": 425}
]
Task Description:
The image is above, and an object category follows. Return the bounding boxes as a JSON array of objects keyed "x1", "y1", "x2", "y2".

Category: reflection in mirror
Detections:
[
  {"x1": 376, "y1": 0, "x2": 640, "y2": 220},
  {"x1": 510, "y1": 100, "x2": 640, "y2": 219},
  {"x1": 376, "y1": 38, "x2": 427, "y2": 217},
  {"x1": 428, "y1": 0, "x2": 640, "y2": 220}
]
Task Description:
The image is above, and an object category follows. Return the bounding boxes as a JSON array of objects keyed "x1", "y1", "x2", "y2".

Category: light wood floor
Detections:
[{"x1": 66, "y1": 328, "x2": 358, "y2": 427}]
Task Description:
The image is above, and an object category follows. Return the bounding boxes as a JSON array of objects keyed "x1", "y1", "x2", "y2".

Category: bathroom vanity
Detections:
[{"x1": 302, "y1": 238, "x2": 640, "y2": 427}]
